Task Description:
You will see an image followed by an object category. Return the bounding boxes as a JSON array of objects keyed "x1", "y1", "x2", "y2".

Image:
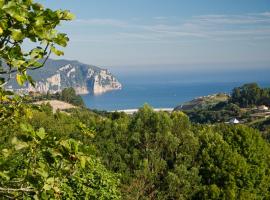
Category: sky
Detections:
[{"x1": 38, "y1": 0, "x2": 270, "y2": 72}]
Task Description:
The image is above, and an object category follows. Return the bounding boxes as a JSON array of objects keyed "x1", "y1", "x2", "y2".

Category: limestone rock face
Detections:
[{"x1": 7, "y1": 59, "x2": 122, "y2": 95}]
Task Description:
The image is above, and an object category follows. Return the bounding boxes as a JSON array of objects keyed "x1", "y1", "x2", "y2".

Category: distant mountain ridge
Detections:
[{"x1": 6, "y1": 59, "x2": 122, "y2": 95}]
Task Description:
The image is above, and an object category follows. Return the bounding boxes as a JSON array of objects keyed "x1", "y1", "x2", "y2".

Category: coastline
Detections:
[{"x1": 112, "y1": 108, "x2": 174, "y2": 114}]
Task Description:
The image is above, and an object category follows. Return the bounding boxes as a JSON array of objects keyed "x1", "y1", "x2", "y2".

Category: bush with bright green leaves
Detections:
[{"x1": 0, "y1": 121, "x2": 121, "y2": 199}]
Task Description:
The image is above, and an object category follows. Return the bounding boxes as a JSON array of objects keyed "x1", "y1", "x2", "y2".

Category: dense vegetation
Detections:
[
  {"x1": 2, "y1": 103, "x2": 270, "y2": 199},
  {"x1": 1, "y1": 0, "x2": 270, "y2": 199},
  {"x1": 0, "y1": 0, "x2": 119, "y2": 198},
  {"x1": 0, "y1": 95, "x2": 121, "y2": 199},
  {"x1": 29, "y1": 87, "x2": 85, "y2": 107},
  {"x1": 230, "y1": 83, "x2": 270, "y2": 107}
]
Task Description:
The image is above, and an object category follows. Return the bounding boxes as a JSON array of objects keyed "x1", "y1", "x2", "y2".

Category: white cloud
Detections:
[{"x1": 70, "y1": 11, "x2": 270, "y2": 43}]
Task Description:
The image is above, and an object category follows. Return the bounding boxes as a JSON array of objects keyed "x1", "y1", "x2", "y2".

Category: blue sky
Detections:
[{"x1": 39, "y1": 0, "x2": 270, "y2": 71}]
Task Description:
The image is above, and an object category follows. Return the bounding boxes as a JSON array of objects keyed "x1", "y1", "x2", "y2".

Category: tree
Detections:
[
  {"x1": 0, "y1": 1, "x2": 121, "y2": 199},
  {"x1": 0, "y1": 0, "x2": 74, "y2": 87},
  {"x1": 230, "y1": 83, "x2": 264, "y2": 107},
  {"x1": 60, "y1": 87, "x2": 85, "y2": 107}
]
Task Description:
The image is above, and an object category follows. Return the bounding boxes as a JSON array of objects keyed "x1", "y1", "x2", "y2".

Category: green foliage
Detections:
[
  {"x1": 195, "y1": 125, "x2": 270, "y2": 199},
  {"x1": 60, "y1": 87, "x2": 85, "y2": 107},
  {"x1": 2, "y1": 99, "x2": 270, "y2": 199},
  {"x1": 28, "y1": 87, "x2": 85, "y2": 107},
  {"x1": 1, "y1": 1, "x2": 270, "y2": 198},
  {"x1": 0, "y1": 104, "x2": 121, "y2": 199},
  {"x1": 180, "y1": 83, "x2": 270, "y2": 124},
  {"x1": 0, "y1": 0, "x2": 74, "y2": 86},
  {"x1": 90, "y1": 105, "x2": 270, "y2": 199},
  {"x1": 0, "y1": 1, "x2": 121, "y2": 199},
  {"x1": 230, "y1": 83, "x2": 270, "y2": 107}
]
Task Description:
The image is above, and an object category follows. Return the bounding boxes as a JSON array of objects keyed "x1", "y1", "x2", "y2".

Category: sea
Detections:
[{"x1": 81, "y1": 69, "x2": 270, "y2": 111}]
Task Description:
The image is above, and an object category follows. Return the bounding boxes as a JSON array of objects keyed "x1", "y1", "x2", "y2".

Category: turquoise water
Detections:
[{"x1": 81, "y1": 70, "x2": 270, "y2": 111}]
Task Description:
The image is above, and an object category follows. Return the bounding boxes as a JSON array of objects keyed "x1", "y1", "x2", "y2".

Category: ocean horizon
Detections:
[{"x1": 81, "y1": 70, "x2": 270, "y2": 111}]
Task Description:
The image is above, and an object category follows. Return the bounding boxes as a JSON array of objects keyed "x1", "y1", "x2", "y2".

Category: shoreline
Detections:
[{"x1": 111, "y1": 108, "x2": 174, "y2": 114}]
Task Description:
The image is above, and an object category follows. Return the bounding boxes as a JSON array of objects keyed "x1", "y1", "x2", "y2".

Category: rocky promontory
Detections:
[{"x1": 6, "y1": 59, "x2": 122, "y2": 95}]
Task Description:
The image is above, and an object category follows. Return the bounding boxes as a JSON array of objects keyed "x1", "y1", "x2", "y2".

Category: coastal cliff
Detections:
[{"x1": 6, "y1": 59, "x2": 122, "y2": 95}]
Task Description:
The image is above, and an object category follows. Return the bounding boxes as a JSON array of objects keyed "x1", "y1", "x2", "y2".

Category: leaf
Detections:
[
  {"x1": 16, "y1": 74, "x2": 24, "y2": 85},
  {"x1": 80, "y1": 156, "x2": 86, "y2": 169},
  {"x1": 15, "y1": 141, "x2": 29, "y2": 150},
  {"x1": 61, "y1": 11, "x2": 75, "y2": 20},
  {"x1": 46, "y1": 177, "x2": 55, "y2": 184},
  {"x1": 50, "y1": 46, "x2": 64, "y2": 56},
  {"x1": 11, "y1": 137, "x2": 18, "y2": 145},
  {"x1": 0, "y1": 27, "x2": 3, "y2": 35},
  {"x1": 43, "y1": 183, "x2": 51, "y2": 191},
  {"x1": 14, "y1": 14, "x2": 27, "y2": 22},
  {"x1": 36, "y1": 168, "x2": 49, "y2": 178},
  {"x1": 2, "y1": 148, "x2": 10, "y2": 157},
  {"x1": 37, "y1": 127, "x2": 46, "y2": 139},
  {"x1": 10, "y1": 29, "x2": 24, "y2": 41},
  {"x1": 11, "y1": 59, "x2": 25, "y2": 67},
  {"x1": 35, "y1": 16, "x2": 45, "y2": 26},
  {"x1": 53, "y1": 33, "x2": 69, "y2": 47},
  {"x1": 53, "y1": 186, "x2": 61, "y2": 193},
  {"x1": 30, "y1": 47, "x2": 44, "y2": 59},
  {"x1": 27, "y1": 75, "x2": 35, "y2": 87},
  {"x1": 0, "y1": 172, "x2": 10, "y2": 181}
]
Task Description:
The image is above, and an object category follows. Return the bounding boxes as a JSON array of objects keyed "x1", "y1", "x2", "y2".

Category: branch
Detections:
[
  {"x1": 0, "y1": 69, "x2": 17, "y2": 75},
  {"x1": 0, "y1": 49, "x2": 52, "y2": 75},
  {"x1": 0, "y1": 187, "x2": 34, "y2": 193},
  {"x1": 28, "y1": 50, "x2": 52, "y2": 71}
]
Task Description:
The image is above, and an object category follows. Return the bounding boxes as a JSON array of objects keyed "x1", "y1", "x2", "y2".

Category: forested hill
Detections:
[{"x1": 174, "y1": 83, "x2": 270, "y2": 131}]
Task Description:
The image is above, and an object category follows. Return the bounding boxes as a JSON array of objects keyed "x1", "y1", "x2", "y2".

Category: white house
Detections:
[
  {"x1": 258, "y1": 105, "x2": 269, "y2": 111},
  {"x1": 229, "y1": 118, "x2": 240, "y2": 124}
]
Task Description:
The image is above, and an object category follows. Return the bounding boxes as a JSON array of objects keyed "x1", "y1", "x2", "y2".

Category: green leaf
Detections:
[
  {"x1": 0, "y1": 171, "x2": 10, "y2": 181},
  {"x1": 20, "y1": 123, "x2": 30, "y2": 132},
  {"x1": 50, "y1": 46, "x2": 64, "y2": 56},
  {"x1": 11, "y1": 137, "x2": 18, "y2": 145},
  {"x1": 30, "y1": 48, "x2": 44, "y2": 59},
  {"x1": 11, "y1": 59, "x2": 25, "y2": 67},
  {"x1": 27, "y1": 75, "x2": 35, "y2": 87},
  {"x1": 36, "y1": 168, "x2": 49, "y2": 178},
  {"x1": 10, "y1": 29, "x2": 24, "y2": 41},
  {"x1": 2, "y1": 148, "x2": 10, "y2": 157},
  {"x1": 0, "y1": 27, "x2": 3, "y2": 35},
  {"x1": 14, "y1": 142, "x2": 29, "y2": 150},
  {"x1": 14, "y1": 14, "x2": 27, "y2": 22},
  {"x1": 61, "y1": 11, "x2": 75, "y2": 20},
  {"x1": 43, "y1": 183, "x2": 51, "y2": 191},
  {"x1": 46, "y1": 177, "x2": 54, "y2": 184},
  {"x1": 80, "y1": 156, "x2": 86, "y2": 169},
  {"x1": 0, "y1": 0, "x2": 4, "y2": 7},
  {"x1": 37, "y1": 127, "x2": 46, "y2": 139},
  {"x1": 16, "y1": 74, "x2": 24, "y2": 85},
  {"x1": 35, "y1": 16, "x2": 45, "y2": 26},
  {"x1": 54, "y1": 33, "x2": 69, "y2": 47},
  {"x1": 11, "y1": 137, "x2": 29, "y2": 150}
]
